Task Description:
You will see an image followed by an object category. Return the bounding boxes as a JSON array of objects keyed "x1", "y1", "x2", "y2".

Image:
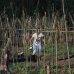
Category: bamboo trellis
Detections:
[{"x1": 0, "y1": 11, "x2": 74, "y2": 74}]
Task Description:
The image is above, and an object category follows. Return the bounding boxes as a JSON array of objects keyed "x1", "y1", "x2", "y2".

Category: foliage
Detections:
[
  {"x1": 13, "y1": 62, "x2": 20, "y2": 71},
  {"x1": 0, "y1": 0, "x2": 74, "y2": 18},
  {"x1": 38, "y1": 66, "x2": 45, "y2": 74},
  {"x1": 71, "y1": 70, "x2": 74, "y2": 74},
  {"x1": 22, "y1": 65, "x2": 27, "y2": 74},
  {"x1": 29, "y1": 68, "x2": 36, "y2": 74}
]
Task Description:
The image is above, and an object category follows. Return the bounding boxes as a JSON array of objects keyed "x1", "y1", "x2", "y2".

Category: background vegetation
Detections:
[{"x1": 0, "y1": 0, "x2": 74, "y2": 27}]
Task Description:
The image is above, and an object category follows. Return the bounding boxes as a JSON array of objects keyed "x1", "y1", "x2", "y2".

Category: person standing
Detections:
[{"x1": 30, "y1": 27, "x2": 44, "y2": 61}]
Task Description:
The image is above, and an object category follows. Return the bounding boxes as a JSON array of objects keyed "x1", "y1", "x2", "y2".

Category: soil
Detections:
[
  {"x1": 9, "y1": 52, "x2": 74, "y2": 74},
  {"x1": 0, "y1": 49, "x2": 74, "y2": 74}
]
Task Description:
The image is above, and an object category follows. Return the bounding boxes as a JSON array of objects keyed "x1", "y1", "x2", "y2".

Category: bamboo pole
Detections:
[
  {"x1": 62, "y1": 0, "x2": 71, "y2": 72},
  {"x1": 60, "y1": 20, "x2": 66, "y2": 74},
  {"x1": 12, "y1": 14, "x2": 15, "y2": 66},
  {"x1": 47, "y1": 65, "x2": 50, "y2": 74},
  {"x1": 55, "y1": 29, "x2": 58, "y2": 74},
  {"x1": 51, "y1": 11, "x2": 56, "y2": 72},
  {"x1": 62, "y1": 0, "x2": 65, "y2": 17},
  {"x1": 28, "y1": 16, "x2": 31, "y2": 73},
  {"x1": 25, "y1": 17, "x2": 28, "y2": 74},
  {"x1": 36, "y1": 15, "x2": 39, "y2": 67},
  {"x1": 27, "y1": 16, "x2": 31, "y2": 73},
  {"x1": 1, "y1": 27, "x2": 74, "y2": 32},
  {"x1": 43, "y1": 12, "x2": 47, "y2": 74},
  {"x1": 22, "y1": 10, "x2": 28, "y2": 74},
  {"x1": 69, "y1": 13, "x2": 74, "y2": 27},
  {"x1": 65, "y1": 21, "x2": 71, "y2": 74}
]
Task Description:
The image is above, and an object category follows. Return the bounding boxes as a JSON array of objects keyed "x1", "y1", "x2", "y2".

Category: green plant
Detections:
[
  {"x1": 22, "y1": 46, "x2": 26, "y2": 51},
  {"x1": 39, "y1": 68, "x2": 44, "y2": 74},
  {"x1": 38, "y1": 67, "x2": 44, "y2": 74},
  {"x1": 69, "y1": 47, "x2": 74, "y2": 54},
  {"x1": 67, "y1": 69, "x2": 74, "y2": 74},
  {"x1": 42, "y1": 44, "x2": 55, "y2": 53},
  {"x1": 50, "y1": 63, "x2": 56, "y2": 69},
  {"x1": 72, "y1": 70, "x2": 74, "y2": 74},
  {"x1": 29, "y1": 68, "x2": 36, "y2": 74},
  {"x1": 53, "y1": 68, "x2": 60, "y2": 73},
  {"x1": 22, "y1": 65, "x2": 27, "y2": 74},
  {"x1": 13, "y1": 63, "x2": 20, "y2": 71},
  {"x1": 67, "y1": 69, "x2": 71, "y2": 74}
]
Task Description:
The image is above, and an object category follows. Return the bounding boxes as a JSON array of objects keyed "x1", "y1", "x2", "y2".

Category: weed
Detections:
[
  {"x1": 13, "y1": 62, "x2": 20, "y2": 71},
  {"x1": 22, "y1": 65, "x2": 27, "y2": 74}
]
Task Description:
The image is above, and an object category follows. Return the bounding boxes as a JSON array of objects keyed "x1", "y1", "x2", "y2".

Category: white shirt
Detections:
[{"x1": 32, "y1": 32, "x2": 44, "y2": 46}]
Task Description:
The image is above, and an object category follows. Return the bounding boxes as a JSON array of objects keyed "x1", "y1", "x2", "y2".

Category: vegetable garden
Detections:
[{"x1": 0, "y1": 9, "x2": 74, "y2": 74}]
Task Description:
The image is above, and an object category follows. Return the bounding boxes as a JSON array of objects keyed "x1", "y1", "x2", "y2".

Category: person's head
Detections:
[{"x1": 37, "y1": 27, "x2": 40, "y2": 34}]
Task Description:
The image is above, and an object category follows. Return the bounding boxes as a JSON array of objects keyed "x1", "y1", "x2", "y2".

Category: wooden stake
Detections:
[
  {"x1": 65, "y1": 20, "x2": 71, "y2": 74},
  {"x1": 47, "y1": 65, "x2": 50, "y2": 74},
  {"x1": 55, "y1": 29, "x2": 58, "y2": 74}
]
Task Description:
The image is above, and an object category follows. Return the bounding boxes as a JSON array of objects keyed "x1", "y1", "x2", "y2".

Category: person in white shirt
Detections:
[{"x1": 30, "y1": 27, "x2": 44, "y2": 61}]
